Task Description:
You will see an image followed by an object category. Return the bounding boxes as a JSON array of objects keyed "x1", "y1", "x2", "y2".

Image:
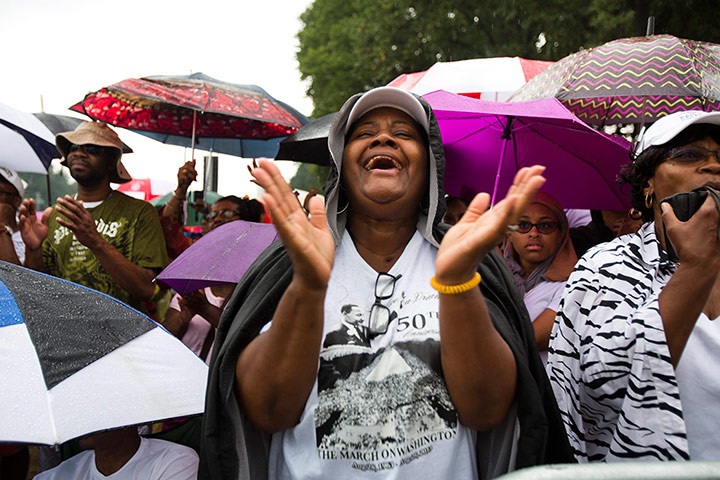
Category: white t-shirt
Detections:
[
  {"x1": 675, "y1": 312, "x2": 720, "y2": 460},
  {"x1": 268, "y1": 230, "x2": 477, "y2": 479},
  {"x1": 523, "y1": 281, "x2": 564, "y2": 365},
  {"x1": 523, "y1": 281, "x2": 564, "y2": 322},
  {"x1": 34, "y1": 437, "x2": 199, "y2": 479}
]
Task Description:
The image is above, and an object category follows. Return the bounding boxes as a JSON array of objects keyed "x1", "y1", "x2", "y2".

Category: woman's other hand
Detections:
[
  {"x1": 436, "y1": 166, "x2": 546, "y2": 284},
  {"x1": 18, "y1": 198, "x2": 51, "y2": 251}
]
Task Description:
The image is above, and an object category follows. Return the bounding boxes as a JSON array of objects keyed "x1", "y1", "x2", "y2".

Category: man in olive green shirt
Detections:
[{"x1": 18, "y1": 121, "x2": 168, "y2": 312}]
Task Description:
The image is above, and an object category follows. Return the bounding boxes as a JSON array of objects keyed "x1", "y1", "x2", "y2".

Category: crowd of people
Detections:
[{"x1": 0, "y1": 86, "x2": 718, "y2": 479}]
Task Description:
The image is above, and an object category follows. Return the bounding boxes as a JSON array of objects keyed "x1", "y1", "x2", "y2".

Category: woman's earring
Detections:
[
  {"x1": 337, "y1": 200, "x2": 349, "y2": 214},
  {"x1": 644, "y1": 192, "x2": 653, "y2": 209}
]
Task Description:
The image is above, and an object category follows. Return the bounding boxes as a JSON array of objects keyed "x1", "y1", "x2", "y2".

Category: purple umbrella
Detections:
[
  {"x1": 156, "y1": 220, "x2": 278, "y2": 295},
  {"x1": 423, "y1": 90, "x2": 633, "y2": 211}
]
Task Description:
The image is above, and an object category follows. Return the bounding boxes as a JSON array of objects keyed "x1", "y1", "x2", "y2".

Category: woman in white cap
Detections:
[
  {"x1": 201, "y1": 87, "x2": 573, "y2": 479},
  {"x1": 548, "y1": 110, "x2": 720, "y2": 462},
  {"x1": 0, "y1": 167, "x2": 26, "y2": 264}
]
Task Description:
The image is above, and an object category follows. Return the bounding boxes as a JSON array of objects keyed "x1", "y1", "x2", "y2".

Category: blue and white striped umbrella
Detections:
[{"x1": 0, "y1": 261, "x2": 208, "y2": 445}]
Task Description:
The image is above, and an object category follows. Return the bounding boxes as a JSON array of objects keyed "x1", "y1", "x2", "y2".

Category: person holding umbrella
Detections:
[
  {"x1": 202, "y1": 87, "x2": 572, "y2": 479},
  {"x1": 548, "y1": 110, "x2": 720, "y2": 462}
]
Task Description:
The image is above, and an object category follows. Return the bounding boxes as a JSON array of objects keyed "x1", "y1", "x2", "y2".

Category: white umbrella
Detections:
[
  {"x1": 387, "y1": 56, "x2": 553, "y2": 102},
  {"x1": 0, "y1": 262, "x2": 208, "y2": 445},
  {"x1": 0, "y1": 101, "x2": 57, "y2": 173}
]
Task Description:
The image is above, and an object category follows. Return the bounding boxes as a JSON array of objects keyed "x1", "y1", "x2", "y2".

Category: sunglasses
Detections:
[
  {"x1": 205, "y1": 209, "x2": 241, "y2": 222},
  {"x1": 662, "y1": 145, "x2": 720, "y2": 164},
  {"x1": 69, "y1": 144, "x2": 108, "y2": 156},
  {"x1": 515, "y1": 220, "x2": 559, "y2": 234},
  {"x1": 368, "y1": 272, "x2": 402, "y2": 337}
]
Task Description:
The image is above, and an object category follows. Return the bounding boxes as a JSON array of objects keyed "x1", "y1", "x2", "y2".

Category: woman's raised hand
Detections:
[
  {"x1": 250, "y1": 159, "x2": 335, "y2": 291},
  {"x1": 662, "y1": 193, "x2": 720, "y2": 268},
  {"x1": 436, "y1": 166, "x2": 546, "y2": 284}
]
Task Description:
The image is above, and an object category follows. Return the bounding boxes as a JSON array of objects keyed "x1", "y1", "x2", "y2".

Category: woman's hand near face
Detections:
[
  {"x1": 658, "y1": 195, "x2": 720, "y2": 366},
  {"x1": 662, "y1": 195, "x2": 720, "y2": 268},
  {"x1": 251, "y1": 159, "x2": 335, "y2": 291},
  {"x1": 436, "y1": 166, "x2": 546, "y2": 284}
]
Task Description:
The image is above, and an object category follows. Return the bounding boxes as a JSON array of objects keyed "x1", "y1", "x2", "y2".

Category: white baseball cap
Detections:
[
  {"x1": 0, "y1": 167, "x2": 24, "y2": 198},
  {"x1": 635, "y1": 110, "x2": 720, "y2": 156},
  {"x1": 345, "y1": 87, "x2": 428, "y2": 135}
]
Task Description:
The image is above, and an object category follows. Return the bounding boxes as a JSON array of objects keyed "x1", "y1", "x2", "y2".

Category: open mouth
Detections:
[{"x1": 364, "y1": 155, "x2": 401, "y2": 171}]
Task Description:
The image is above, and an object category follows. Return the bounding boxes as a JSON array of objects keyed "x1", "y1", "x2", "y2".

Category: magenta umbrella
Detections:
[
  {"x1": 156, "y1": 220, "x2": 278, "y2": 295},
  {"x1": 423, "y1": 90, "x2": 633, "y2": 211}
]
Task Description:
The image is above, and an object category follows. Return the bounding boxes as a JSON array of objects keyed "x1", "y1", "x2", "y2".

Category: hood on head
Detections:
[
  {"x1": 324, "y1": 87, "x2": 447, "y2": 247},
  {"x1": 503, "y1": 190, "x2": 577, "y2": 283}
]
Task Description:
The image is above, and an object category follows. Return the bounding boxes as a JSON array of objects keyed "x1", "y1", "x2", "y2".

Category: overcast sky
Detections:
[{"x1": 0, "y1": 0, "x2": 315, "y2": 196}]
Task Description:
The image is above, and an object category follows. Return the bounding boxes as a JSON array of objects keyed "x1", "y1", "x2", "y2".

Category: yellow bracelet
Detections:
[{"x1": 430, "y1": 272, "x2": 481, "y2": 294}]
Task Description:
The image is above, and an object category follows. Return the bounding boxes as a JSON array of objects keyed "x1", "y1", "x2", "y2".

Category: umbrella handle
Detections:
[{"x1": 190, "y1": 110, "x2": 197, "y2": 161}]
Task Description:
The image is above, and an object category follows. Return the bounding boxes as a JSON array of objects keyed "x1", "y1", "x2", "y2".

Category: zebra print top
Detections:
[{"x1": 547, "y1": 222, "x2": 690, "y2": 462}]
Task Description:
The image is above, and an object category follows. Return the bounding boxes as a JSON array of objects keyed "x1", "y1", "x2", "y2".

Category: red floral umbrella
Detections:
[{"x1": 71, "y1": 73, "x2": 307, "y2": 158}]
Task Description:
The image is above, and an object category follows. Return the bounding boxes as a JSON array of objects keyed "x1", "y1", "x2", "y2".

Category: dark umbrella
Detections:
[
  {"x1": 0, "y1": 261, "x2": 207, "y2": 445},
  {"x1": 71, "y1": 72, "x2": 308, "y2": 160},
  {"x1": 33, "y1": 112, "x2": 134, "y2": 153},
  {"x1": 275, "y1": 112, "x2": 336, "y2": 165},
  {"x1": 510, "y1": 34, "x2": 720, "y2": 126}
]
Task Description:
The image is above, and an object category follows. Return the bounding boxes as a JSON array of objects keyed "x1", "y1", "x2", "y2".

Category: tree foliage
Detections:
[
  {"x1": 289, "y1": 163, "x2": 330, "y2": 194},
  {"x1": 297, "y1": 0, "x2": 720, "y2": 116}
]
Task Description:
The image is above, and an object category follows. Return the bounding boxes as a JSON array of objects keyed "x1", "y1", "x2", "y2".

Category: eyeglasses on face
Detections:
[
  {"x1": 205, "y1": 209, "x2": 241, "y2": 222},
  {"x1": 69, "y1": 144, "x2": 108, "y2": 156},
  {"x1": 662, "y1": 145, "x2": 720, "y2": 164},
  {"x1": 368, "y1": 272, "x2": 402, "y2": 337},
  {"x1": 515, "y1": 220, "x2": 559, "y2": 234}
]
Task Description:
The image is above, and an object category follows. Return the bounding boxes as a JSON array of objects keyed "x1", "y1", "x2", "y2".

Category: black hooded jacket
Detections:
[{"x1": 199, "y1": 93, "x2": 573, "y2": 479}]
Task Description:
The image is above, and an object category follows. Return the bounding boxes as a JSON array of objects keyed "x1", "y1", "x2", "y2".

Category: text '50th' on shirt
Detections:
[{"x1": 267, "y1": 230, "x2": 478, "y2": 479}]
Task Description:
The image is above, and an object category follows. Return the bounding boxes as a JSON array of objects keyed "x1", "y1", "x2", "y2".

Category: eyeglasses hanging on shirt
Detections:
[{"x1": 368, "y1": 272, "x2": 402, "y2": 337}]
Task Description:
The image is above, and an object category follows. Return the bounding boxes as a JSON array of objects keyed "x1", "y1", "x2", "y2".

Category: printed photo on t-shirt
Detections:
[{"x1": 316, "y1": 295, "x2": 458, "y2": 472}]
